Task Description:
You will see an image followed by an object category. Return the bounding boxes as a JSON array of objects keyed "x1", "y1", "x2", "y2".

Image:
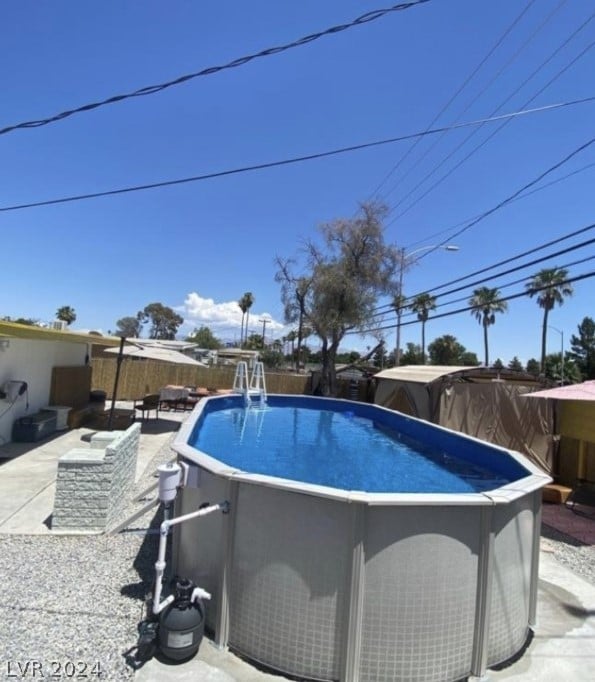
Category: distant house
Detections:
[
  {"x1": 91, "y1": 337, "x2": 200, "y2": 360},
  {"x1": 309, "y1": 363, "x2": 377, "y2": 400},
  {"x1": 212, "y1": 348, "x2": 260, "y2": 368}
]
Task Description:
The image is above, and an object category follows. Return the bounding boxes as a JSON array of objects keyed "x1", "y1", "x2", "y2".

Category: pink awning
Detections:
[{"x1": 523, "y1": 380, "x2": 595, "y2": 400}]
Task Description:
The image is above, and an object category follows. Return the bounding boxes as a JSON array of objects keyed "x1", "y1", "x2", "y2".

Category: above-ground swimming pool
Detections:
[{"x1": 172, "y1": 394, "x2": 551, "y2": 682}]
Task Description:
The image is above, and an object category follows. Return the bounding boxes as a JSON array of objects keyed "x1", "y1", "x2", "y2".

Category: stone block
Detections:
[{"x1": 52, "y1": 423, "x2": 140, "y2": 533}]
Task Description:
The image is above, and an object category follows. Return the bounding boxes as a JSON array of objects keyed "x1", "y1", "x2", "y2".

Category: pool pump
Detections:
[{"x1": 132, "y1": 462, "x2": 230, "y2": 665}]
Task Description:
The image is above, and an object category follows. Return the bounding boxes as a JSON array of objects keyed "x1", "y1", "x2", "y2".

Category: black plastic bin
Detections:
[
  {"x1": 89, "y1": 389, "x2": 107, "y2": 413},
  {"x1": 12, "y1": 411, "x2": 57, "y2": 443},
  {"x1": 89, "y1": 389, "x2": 107, "y2": 403}
]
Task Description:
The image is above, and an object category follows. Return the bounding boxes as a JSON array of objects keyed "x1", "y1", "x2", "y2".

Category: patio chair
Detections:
[{"x1": 133, "y1": 393, "x2": 160, "y2": 420}]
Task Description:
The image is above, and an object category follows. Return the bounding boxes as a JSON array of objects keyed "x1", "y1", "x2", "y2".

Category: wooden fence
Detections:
[{"x1": 91, "y1": 358, "x2": 311, "y2": 399}]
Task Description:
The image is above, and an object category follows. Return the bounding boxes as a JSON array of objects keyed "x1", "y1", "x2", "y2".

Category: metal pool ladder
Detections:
[{"x1": 232, "y1": 361, "x2": 267, "y2": 406}]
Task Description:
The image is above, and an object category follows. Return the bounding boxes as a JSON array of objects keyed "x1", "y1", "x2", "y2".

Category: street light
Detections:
[
  {"x1": 547, "y1": 325, "x2": 564, "y2": 384},
  {"x1": 394, "y1": 244, "x2": 459, "y2": 366}
]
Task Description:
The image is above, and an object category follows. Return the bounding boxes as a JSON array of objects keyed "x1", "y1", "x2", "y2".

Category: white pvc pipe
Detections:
[{"x1": 152, "y1": 501, "x2": 229, "y2": 615}]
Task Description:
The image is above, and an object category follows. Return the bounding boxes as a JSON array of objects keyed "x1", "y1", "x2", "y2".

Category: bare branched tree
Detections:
[{"x1": 275, "y1": 202, "x2": 400, "y2": 395}]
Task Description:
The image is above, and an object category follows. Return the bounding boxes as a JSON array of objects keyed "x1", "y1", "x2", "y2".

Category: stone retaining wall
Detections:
[{"x1": 52, "y1": 423, "x2": 141, "y2": 532}]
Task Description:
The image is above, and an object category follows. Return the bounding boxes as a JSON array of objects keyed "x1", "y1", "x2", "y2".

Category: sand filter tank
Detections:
[{"x1": 158, "y1": 577, "x2": 206, "y2": 661}]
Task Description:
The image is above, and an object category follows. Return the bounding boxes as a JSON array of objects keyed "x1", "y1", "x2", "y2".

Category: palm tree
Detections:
[
  {"x1": 468, "y1": 286, "x2": 508, "y2": 366},
  {"x1": 237, "y1": 295, "x2": 248, "y2": 346},
  {"x1": 285, "y1": 329, "x2": 297, "y2": 362},
  {"x1": 56, "y1": 305, "x2": 76, "y2": 326},
  {"x1": 410, "y1": 293, "x2": 436, "y2": 364},
  {"x1": 243, "y1": 292, "x2": 254, "y2": 347},
  {"x1": 526, "y1": 268, "x2": 573, "y2": 372},
  {"x1": 237, "y1": 292, "x2": 255, "y2": 347}
]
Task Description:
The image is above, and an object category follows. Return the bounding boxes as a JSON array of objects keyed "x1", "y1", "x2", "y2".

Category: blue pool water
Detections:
[{"x1": 189, "y1": 397, "x2": 525, "y2": 493}]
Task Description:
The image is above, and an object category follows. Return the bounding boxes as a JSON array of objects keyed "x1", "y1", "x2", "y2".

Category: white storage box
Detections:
[{"x1": 43, "y1": 405, "x2": 72, "y2": 431}]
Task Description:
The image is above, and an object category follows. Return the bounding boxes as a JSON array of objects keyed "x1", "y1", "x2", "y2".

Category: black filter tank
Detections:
[{"x1": 158, "y1": 578, "x2": 206, "y2": 661}]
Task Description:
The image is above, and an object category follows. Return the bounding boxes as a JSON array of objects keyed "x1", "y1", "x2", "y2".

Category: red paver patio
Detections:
[{"x1": 541, "y1": 501, "x2": 595, "y2": 545}]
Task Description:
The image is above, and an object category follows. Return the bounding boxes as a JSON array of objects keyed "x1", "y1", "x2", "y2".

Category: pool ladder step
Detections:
[{"x1": 232, "y1": 361, "x2": 267, "y2": 405}]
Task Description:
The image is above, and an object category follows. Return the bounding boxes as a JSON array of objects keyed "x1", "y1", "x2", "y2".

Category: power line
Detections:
[
  {"x1": 370, "y1": 137, "x2": 595, "y2": 315},
  {"x1": 403, "y1": 160, "x2": 595, "y2": 250},
  {"x1": 387, "y1": 8, "x2": 595, "y2": 224},
  {"x1": 2, "y1": 96, "x2": 593, "y2": 213},
  {"x1": 367, "y1": 0, "x2": 538, "y2": 200},
  {"x1": 412, "y1": 132, "x2": 595, "y2": 261},
  {"x1": 377, "y1": 0, "x2": 567, "y2": 206},
  {"x1": 411, "y1": 253, "x2": 595, "y2": 316},
  {"x1": 0, "y1": 1, "x2": 431, "y2": 137},
  {"x1": 355, "y1": 270, "x2": 595, "y2": 336},
  {"x1": 422, "y1": 226, "x2": 595, "y2": 296},
  {"x1": 373, "y1": 223, "x2": 595, "y2": 316},
  {"x1": 402, "y1": 270, "x2": 595, "y2": 328},
  {"x1": 376, "y1": 221, "x2": 595, "y2": 314},
  {"x1": 378, "y1": 247, "x2": 595, "y2": 322}
]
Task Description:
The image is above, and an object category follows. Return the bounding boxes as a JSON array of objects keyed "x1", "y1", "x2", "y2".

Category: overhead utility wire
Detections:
[
  {"x1": 379, "y1": 0, "x2": 567, "y2": 204},
  {"x1": 375, "y1": 253, "x2": 595, "y2": 329},
  {"x1": 379, "y1": 253, "x2": 595, "y2": 327},
  {"x1": 400, "y1": 270, "x2": 595, "y2": 329},
  {"x1": 372, "y1": 227, "x2": 595, "y2": 317},
  {"x1": 364, "y1": 269, "x2": 595, "y2": 334},
  {"x1": 417, "y1": 223, "x2": 595, "y2": 294},
  {"x1": 388, "y1": 9, "x2": 595, "y2": 221},
  {"x1": 418, "y1": 253, "x2": 595, "y2": 314},
  {"x1": 357, "y1": 270, "x2": 595, "y2": 336},
  {"x1": 412, "y1": 132, "x2": 595, "y2": 262},
  {"x1": 1, "y1": 97, "x2": 593, "y2": 214},
  {"x1": 0, "y1": 0, "x2": 431, "y2": 137},
  {"x1": 372, "y1": 234, "x2": 595, "y2": 319},
  {"x1": 387, "y1": 9, "x2": 595, "y2": 224},
  {"x1": 374, "y1": 221, "x2": 595, "y2": 315},
  {"x1": 403, "y1": 160, "x2": 595, "y2": 249},
  {"x1": 371, "y1": 137, "x2": 595, "y2": 315},
  {"x1": 367, "y1": 0, "x2": 537, "y2": 200}
]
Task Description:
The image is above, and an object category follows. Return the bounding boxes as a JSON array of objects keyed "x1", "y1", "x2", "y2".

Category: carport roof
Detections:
[{"x1": 0, "y1": 321, "x2": 122, "y2": 346}]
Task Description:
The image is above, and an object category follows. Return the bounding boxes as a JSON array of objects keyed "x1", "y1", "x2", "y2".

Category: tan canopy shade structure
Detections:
[
  {"x1": 374, "y1": 365, "x2": 553, "y2": 472},
  {"x1": 523, "y1": 380, "x2": 595, "y2": 483}
]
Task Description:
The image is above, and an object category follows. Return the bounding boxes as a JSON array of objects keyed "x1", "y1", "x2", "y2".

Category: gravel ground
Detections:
[
  {"x1": 540, "y1": 522, "x2": 595, "y2": 585},
  {"x1": 0, "y1": 435, "x2": 176, "y2": 682},
  {"x1": 0, "y1": 433, "x2": 593, "y2": 681}
]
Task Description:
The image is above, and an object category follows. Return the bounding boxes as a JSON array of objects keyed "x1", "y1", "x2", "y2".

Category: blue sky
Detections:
[{"x1": 2, "y1": 0, "x2": 594, "y2": 364}]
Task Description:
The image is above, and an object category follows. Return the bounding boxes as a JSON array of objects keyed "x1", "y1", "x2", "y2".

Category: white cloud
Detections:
[{"x1": 179, "y1": 293, "x2": 286, "y2": 339}]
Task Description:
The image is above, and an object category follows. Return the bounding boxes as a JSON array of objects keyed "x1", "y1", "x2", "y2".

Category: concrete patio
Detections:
[{"x1": 0, "y1": 406, "x2": 186, "y2": 534}]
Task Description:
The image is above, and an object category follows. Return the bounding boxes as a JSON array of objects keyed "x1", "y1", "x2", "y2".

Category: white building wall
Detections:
[{"x1": 0, "y1": 338, "x2": 89, "y2": 444}]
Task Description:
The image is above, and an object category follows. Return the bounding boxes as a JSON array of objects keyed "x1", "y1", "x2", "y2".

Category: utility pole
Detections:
[
  {"x1": 394, "y1": 244, "x2": 459, "y2": 367},
  {"x1": 395, "y1": 248, "x2": 405, "y2": 367},
  {"x1": 259, "y1": 318, "x2": 269, "y2": 348},
  {"x1": 548, "y1": 325, "x2": 564, "y2": 384}
]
